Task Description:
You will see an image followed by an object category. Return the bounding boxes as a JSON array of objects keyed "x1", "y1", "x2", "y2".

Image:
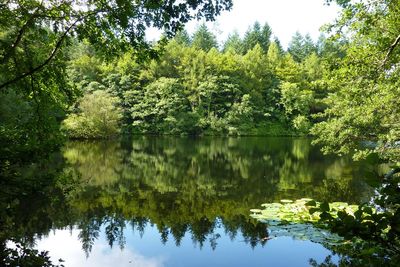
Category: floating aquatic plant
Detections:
[{"x1": 250, "y1": 199, "x2": 361, "y2": 246}]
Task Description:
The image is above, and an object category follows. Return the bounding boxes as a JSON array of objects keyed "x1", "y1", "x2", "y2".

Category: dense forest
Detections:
[
  {"x1": 61, "y1": 23, "x2": 334, "y2": 138},
  {"x1": 1, "y1": 0, "x2": 400, "y2": 266},
  {"x1": 2, "y1": 0, "x2": 397, "y2": 163},
  {"x1": 2, "y1": 20, "x2": 339, "y2": 145},
  {"x1": 1, "y1": 2, "x2": 398, "y2": 158}
]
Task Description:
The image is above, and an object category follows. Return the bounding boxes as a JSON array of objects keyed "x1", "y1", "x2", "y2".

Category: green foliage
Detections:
[
  {"x1": 0, "y1": 0, "x2": 233, "y2": 67},
  {"x1": 62, "y1": 90, "x2": 122, "y2": 138},
  {"x1": 312, "y1": 186, "x2": 400, "y2": 266},
  {"x1": 3, "y1": 1, "x2": 400, "y2": 263},
  {"x1": 0, "y1": 0, "x2": 234, "y2": 158},
  {"x1": 251, "y1": 199, "x2": 345, "y2": 245},
  {"x1": 311, "y1": 0, "x2": 400, "y2": 163},
  {"x1": 304, "y1": 12, "x2": 400, "y2": 261},
  {"x1": 1, "y1": 244, "x2": 64, "y2": 267},
  {"x1": 191, "y1": 24, "x2": 218, "y2": 52},
  {"x1": 0, "y1": 89, "x2": 66, "y2": 159},
  {"x1": 54, "y1": 16, "x2": 340, "y2": 138},
  {"x1": 242, "y1": 22, "x2": 272, "y2": 54},
  {"x1": 251, "y1": 197, "x2": 400, "y2": 265},
  {"x1": 225, "y1": 94, "x2": 254, "y2": 135},
  {"x1": 222, "y1": 31, "x2": 243, "y2": 54},
  {"x1": 288, "y1": 32, "x2": 317, "y2": 62},
  {"x1": 252, "y1": 172, "x2": 400, "y2": 266},
  {"x1": 292, "y1": 115, "x2": 312, "y2": 134},
  {"x1": 267, "y1": 41, "x2": 283, "y2": 70},
  {"x1": 280, "y1": 82, "x2": 314, "y2": 116},
  {"x1": 252, "y1": 199, "x2": 359, "y2": 226},
  {"x1": 249, "y1": 122, "x2": 293, "y2": 136},
  {"x1": 130, "y1": 78, "x2": 197, "y2": 134},
  {"x1": 0, "y1": 18, "x2": 72, "y2": 155},
  {"x1": 174, "y1": 30, "x2": 192, "y2": 46},
  {"x1": 59, "y1": 18, "x2": 339, "y2": 138}
]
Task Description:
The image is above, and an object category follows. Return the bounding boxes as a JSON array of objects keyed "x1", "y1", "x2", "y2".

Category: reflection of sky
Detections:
[
  {"x1": 36, "y1": 229, "x2": 166, "y2": 267},
  {"x1": 36, "y1": 223, "x2": 337, "y2": 267}
]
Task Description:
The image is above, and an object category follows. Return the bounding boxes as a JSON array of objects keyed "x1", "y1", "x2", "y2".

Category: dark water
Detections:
[{"x1": 1, "y1": 137, "x2": 377, "y2": 266}]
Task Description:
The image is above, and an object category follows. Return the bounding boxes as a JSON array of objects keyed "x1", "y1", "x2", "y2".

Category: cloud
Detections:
[{"x1": 36, "y1": 229, "x2": 166, "y2": 267}]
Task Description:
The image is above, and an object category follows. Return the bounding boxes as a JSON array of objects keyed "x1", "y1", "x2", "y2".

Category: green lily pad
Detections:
[{"x1": 250, "y1": 198, "x2": 360, "y2": 247}]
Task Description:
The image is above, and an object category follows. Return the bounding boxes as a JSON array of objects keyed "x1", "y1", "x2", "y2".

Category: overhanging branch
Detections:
[
  {"x1": 0, "y1": 14, "x2": 37, "y2": 65},
  {"x1": 0, "y1": 8, "x2": 107, "y2": 91},
  {"x1": 0, "y1": 19, "x2": 79, "y2": 90},
  {"x1": 380, "y1": 34, "x2": 400, "y2": 68}
]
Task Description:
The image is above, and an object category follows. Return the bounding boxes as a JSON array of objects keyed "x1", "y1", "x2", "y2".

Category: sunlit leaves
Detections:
[
  {"x1": 62, "y1": 90, "x2": 122, "y2": 138},
  {"x1": 129, "y1": 77, "x2": 194, "y2": 134},
  {"x1": 191, "y1": 23, "x2": 218, "y2": 52},
  {"x1": 311, "y1": 0, "x2": 400, "y2": 163}
]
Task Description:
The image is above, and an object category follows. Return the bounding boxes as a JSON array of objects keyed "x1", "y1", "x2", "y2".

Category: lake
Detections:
[{"x1": 1, "y1": 137, "x2": 377, "y2": 266}]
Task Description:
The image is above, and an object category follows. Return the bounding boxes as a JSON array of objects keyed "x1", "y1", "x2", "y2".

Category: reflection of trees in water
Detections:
[
  {"x1": 70, "y1": 180, "x2": 272, "y2": 254},
  {"x1": 76, "y1": 213, "x2": 269, "y2": 255},
  {"x1": 0, "y1": 155, "x2": 73, "y2": 242},
  {"x1": 61, "y1": 137, "x2": 372, "y2": 255},
  {"x1": 0, "y1": 137, "x2": 374, "y2": 262},
  {"x1": 0, "y1": 154, "x2": 77, "y2": 266},
  {"x1": 62, "y1": 141, "x2": 125, "y2": 186},
  {"x1": 317, "y1": 159, "x2": 374, "y2": 203},
  {"x1": 64, "y1": 137, "x2": 371, "y2": 201}
]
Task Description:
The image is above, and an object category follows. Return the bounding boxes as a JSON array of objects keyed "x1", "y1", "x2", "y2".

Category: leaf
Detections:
[
  {"x1": 309, "y1": 207, "x2": 319, "y2": 214},
  {"x1": 337, "y1": 210, "x2": 347, "y2": 220},
  {"x1": 363, "y1": 206, "x2": 373, "y2": 215},
  {"x1": 320, "y1": 211, "x2": 333, "y2": 221},
  {"x1": 306, "y1": 200, "x2": 317, "y2": 207},
  {"x1": 354, "y1": 209, "x2": 363, "y2": 220},
  {"x1": 320, "y1": 202, "x2": 330, "y2": 212}
]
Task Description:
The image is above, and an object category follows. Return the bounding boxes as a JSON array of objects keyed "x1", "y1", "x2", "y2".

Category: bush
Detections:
[{"x1": 62, "y1": 90, "x2": 122, "y2": 138}]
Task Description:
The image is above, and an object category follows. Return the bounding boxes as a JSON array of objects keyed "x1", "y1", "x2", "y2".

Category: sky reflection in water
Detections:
[{"x1": 37, "y1": 223, "x2": 336, "y2": 267}]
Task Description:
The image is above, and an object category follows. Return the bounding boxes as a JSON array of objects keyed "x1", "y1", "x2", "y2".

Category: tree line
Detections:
[
  {"x1": 1, "y1": 0, "x2": 398, "y2": 167},
  {"x1": 61, "y1": 22, "x2": 339, "y2": 138}
]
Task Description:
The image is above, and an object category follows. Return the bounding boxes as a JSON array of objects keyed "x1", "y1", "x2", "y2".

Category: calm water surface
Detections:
[{"x1": 4, "y1": 137, "x2": 377, "y2": 266}]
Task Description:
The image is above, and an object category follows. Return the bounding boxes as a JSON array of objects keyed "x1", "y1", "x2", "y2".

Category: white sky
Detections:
[{"x1": 147, "y1": 0, "x2": 341, "y2": 48}]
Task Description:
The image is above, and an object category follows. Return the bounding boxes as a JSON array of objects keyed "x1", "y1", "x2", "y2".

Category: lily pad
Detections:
[{"x1": 250, "y1": 198, "x2": 359, "y2": 247}]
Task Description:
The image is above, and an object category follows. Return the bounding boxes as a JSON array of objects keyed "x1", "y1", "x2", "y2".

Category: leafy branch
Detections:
[{"x1": 380, "y1": 33, "x2": 400, "y2": 68}]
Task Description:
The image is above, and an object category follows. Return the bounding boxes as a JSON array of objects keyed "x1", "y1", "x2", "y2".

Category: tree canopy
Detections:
[
  {"x1": 0, "y1": 0, "x2": 233, "y2": 157},
  {"x1": 58, "y1": 22, "x2": 332, "y2": 137},
  {"x1": 312, "y1": 0, "x2": 400, "y2": 164},
  {"x1": 305, "y1": 1, "x2": 400, "y2": 264}
]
